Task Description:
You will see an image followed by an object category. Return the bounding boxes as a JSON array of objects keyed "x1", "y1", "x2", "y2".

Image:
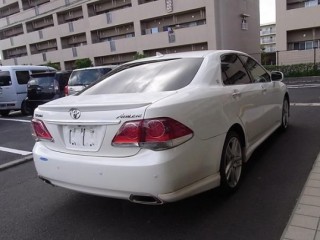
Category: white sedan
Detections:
[{"x1": 31, "y1": 50, "x2": 289, "y2": 204}]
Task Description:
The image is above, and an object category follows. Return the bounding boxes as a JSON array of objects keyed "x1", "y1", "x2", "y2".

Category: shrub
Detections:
[{"x1": 264, "y1": 63, "x2": 320, "y2": 77}]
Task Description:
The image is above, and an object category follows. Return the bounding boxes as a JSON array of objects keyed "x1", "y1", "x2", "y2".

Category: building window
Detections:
[{"x1": 305, "y1": 0, "x2": 318, "y2": 7}]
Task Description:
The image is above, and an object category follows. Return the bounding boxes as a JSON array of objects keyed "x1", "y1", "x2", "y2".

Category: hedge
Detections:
[{"x1": 264, "y1": 63, "x2": 320, "y2": 77}]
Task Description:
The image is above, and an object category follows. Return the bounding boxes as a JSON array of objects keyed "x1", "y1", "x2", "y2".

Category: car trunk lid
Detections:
[{"x1": 35, "y1": 92, "x2": 176, "y2": 157}]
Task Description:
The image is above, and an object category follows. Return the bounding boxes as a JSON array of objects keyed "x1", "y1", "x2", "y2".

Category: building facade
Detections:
[
  {"x1": 276, "y1": 0, "x2": 320, "y2": 65},
  {"x1": 260, "y1": 23, "x2": 276, "y2": 53},
  {"x1": 0, "y1": 0, "x2": 260, "y2": 70}
]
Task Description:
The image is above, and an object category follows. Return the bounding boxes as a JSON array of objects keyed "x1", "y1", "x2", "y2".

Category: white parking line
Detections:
[
  {"x1": 287, "y1": 84, "x2": 320, "y2": 89},
  {"x1": 0, "y1": 146, "x2": 32, "y2": 156},
  {"x1": 291, "y1": 103, "x2": 320, "y2": 107},
  {"x1": 0, "y1": 118, "x2": 30, "y2": 123}
]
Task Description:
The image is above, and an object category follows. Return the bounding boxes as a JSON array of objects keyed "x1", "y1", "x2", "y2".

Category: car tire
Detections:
[
  {"x1": 0, "y1": 110, "x2": 10, "y2": 117},
  {"x1": 21, "y1": 100, "x2": 31, "y2": 116},
  {"x1": 220, "y1": 131, "x2": 244, "y2": 193},
  {"x1": 280, "y1": 97, "x2": 289, "y2": 131}
]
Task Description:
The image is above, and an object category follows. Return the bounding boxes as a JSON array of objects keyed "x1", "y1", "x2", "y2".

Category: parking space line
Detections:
[
  {"x1": 0, "y1": 146, "x2": 32, "y2": 155},
  {"x1": 0, "y1": 118, "x2": 30, "y2": 123},
  {"x1": 291, "y1": 103, "x2": 320, "y2": 107}
]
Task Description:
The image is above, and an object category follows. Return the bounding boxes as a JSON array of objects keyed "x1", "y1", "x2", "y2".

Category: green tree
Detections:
[
  {"x1": 45, "y1": 61, "x2": 60, "y2": 70},
  {"x1": 134, "y1": 52, "x2": 145, "y2": 60},
  {"x1": 74, "y1": 58, "x2": 93, "y2": 69}
]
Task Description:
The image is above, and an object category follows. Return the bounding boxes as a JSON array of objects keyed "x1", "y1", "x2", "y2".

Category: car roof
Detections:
[
  {"x1": 71, "y1": 65, "x2": 118, "y2": 72},
  {"x1": 130, "y1": 50, "x2": 249, "y2": 63}
]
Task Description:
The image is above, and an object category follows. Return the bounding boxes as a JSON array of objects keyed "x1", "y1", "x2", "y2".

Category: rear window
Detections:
[
  {"x1": 82, "y1": 58, "x2": 203, "y2": 94},
  {"x1": 0, "y1": 71, "x2": 11, "y2": 86},
  {"x1": 28, "y1": 76, "x2": 55, "y2": 87},
  {"x1": 68, "y1": 68, "x2": 112, "y2": 86}
]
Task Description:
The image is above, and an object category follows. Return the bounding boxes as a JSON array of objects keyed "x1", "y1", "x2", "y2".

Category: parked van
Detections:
[
  {"x1": 65, "y1": 66, "x2": 117, "y2": 95},
  {"x1": 25, "y1": 71, "x2": 72, "y2": 113},
  {"x1": 0, "y1": 65, "x2": 56, "y2": 116}
]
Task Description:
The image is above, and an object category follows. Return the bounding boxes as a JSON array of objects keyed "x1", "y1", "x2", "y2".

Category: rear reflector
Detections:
[
  {"x1": 64, "y1": 86, "x2": 69, "y2": 96},
  {"x1": 112, "y1": 118, "x2": 193, "y2": 150},
  {"x1": 31, "y1": 119, "x2": 53, "y2": 142}
]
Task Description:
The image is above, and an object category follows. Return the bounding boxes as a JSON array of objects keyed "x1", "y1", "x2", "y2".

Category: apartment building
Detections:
[
  {"x1": 0, "y1": 0, "x2": 260, "y2": 70},
  {"x1": 260, "y1": 23, "x2": 276, "y2": 53},
  {"x1": 276, "y1": 0, "x2": 320, "y2": 65}
]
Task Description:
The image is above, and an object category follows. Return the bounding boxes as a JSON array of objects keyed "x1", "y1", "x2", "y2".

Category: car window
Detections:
[
  {"x1": 239, "y1": 55, "x2": 271, "y2": 83},
  {"x1": 29, "y1": 76, "x2": 55, "y2": 87},
  {"x1": 221, "y1": 54, "x2": 251, "y2": 85},
  {"x1": 16, "y1": 71, "x2": 30, "y2": 85},
  {"x1": 68, "y1": 69, "x2": 105, "y2": 86},
  {"x1": 81, "y1": 58, "x2": 203, "y2": 94},
  {"x1": 0, "y1": 71, "x2": 11, "y2": 86}
]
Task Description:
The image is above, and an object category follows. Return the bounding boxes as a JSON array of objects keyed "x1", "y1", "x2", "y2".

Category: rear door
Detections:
[
  {"x1": 0, "y1": 70, "x2": 15, "y2": 104},
  {"x1": 28, "y1": 74, "x2": 56, "y2": 100},
  {"x1": 14, "y1": 70, "x2": 31, "y2": 104}
]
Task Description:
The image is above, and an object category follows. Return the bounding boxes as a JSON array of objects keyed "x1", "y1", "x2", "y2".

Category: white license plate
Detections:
[{"x1": 64, "y1": 126, "x2": 99, "y2": 151}]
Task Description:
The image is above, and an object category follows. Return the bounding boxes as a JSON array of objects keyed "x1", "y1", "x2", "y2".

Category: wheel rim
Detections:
[
  {"x1": 224, "y1": 137, "x2": 242, "y2": 188},
  {"x1": 282, "y1": 99, "x2": 289, "y2": 128}
]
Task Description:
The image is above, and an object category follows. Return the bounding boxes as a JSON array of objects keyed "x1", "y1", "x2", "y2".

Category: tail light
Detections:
[
  {"x1": 112, "y1": 118, "x2": 193, "y2": 150},
  {"x1": 31, "y1": 119, "x2": 53, "y2": 142},
  {"x1": 64, "y1": 86, "x2": 69, "y2": 96}
]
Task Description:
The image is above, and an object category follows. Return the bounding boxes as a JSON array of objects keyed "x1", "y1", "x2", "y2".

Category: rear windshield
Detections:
[
  {"x1": 28, "y1": 76, "x2": 55, "y2": 87},
  {"x1": 82, "y1": 58, "x2": 203, "y2": 94},
  {"x1": 0, "y1": 71, "x2": 12, "y2": 86},
  {"x1": 68, "y1": 68, "x2": 113, "y2": 86}
]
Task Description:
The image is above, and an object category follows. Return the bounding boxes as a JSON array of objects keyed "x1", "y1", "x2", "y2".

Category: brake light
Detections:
[
  {"x1": 64, "y1": 86, "x2": 69, "y2": 96},
  {"x1": 112, "y1": 118, "x2": 193, "y2": 150},
  {"x1": 31, "y1": 119, "x2": 53, "y2": 141}
]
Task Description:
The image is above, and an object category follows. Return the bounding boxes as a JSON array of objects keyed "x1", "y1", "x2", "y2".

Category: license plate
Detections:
[{"x1": 64, "y1": 126, "x2": 99, "y2": 151}]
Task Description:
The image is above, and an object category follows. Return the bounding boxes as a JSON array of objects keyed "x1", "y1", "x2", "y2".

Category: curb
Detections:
[
  {"x1": 281, "y1": 151, "x2": 320, "y2": 240},
  {"x1": 0, "y1": 154, "x2": 33, "y2": 171}
]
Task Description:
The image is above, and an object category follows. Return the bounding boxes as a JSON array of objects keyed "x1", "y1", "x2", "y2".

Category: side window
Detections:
[
  {"x1": 240, "y1": 55, "x2": 271, "y2": 83},
  {"x1": 16, "y1": 71, "x2": 30, "y2": 85},
  {"x1": 221, "y1": 54, "x2": 251, "y2": 85}
]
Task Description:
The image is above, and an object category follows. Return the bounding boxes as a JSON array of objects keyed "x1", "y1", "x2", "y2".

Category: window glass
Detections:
[
  {"x1": 16, "y1": 71, "x2": 30, "y2": 85},
  {"x1": 82, "y1": 58, "x2": 203, "y2": 94},
  {"x1": 306, "y1": 41, "x2": 313, "y2": 49},
  {"x1": 0, "y1": 71, "x2": 11, "y2": 86},
  {"x1": 239, "y1": 55, "x2": 271, "y2": 83},
  {"x1": 69, "y1": 69, "x2": 106, "y2": 86},
  {"x1": 221, "y1": 54, "x2": 251, "y2": 85}
]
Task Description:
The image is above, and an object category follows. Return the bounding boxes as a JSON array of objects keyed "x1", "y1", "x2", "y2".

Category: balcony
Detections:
[
  {"x1": 26, "y1": 15, "x2": 54, "y2": 33},
  {"x1": 61, "y1": 33, "x2": 87, "y2": 49},
  {"x1": 0, "y1": 2, "x2": 19, "y2": 19},
  {"x1": 3, "y1": 46, "x2": 28, "y2": 60},
  {"x1": 87, "y1": 0, "x2": 132, "y2": 17},
  {"x1": 57, "y1": 6, "x2": 83, "y2": 25},
  {"x1": 21, "y1": 0, "x2": 50, "y2": 10},
  {"x1": 30, "y1": 39, "x2": 58, "y2": 55},
  {"x1": 0, "y1": 24, "x2": 24, "y2": 40},
  {"x1": 91, "y1": 23, "x2": 135, "y2": 44}
]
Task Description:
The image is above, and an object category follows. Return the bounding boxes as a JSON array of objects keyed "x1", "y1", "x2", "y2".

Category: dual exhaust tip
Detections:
[{"x1": 39, "y1": 176, "x2": 163, "y2": 205}]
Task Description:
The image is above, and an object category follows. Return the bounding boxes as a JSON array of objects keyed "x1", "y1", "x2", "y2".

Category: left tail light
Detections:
[
  {"x1": 31, "y1": 119, "x2": 53, "y2": 142},
  {"x1": 112, "y1": 118, "x2": 193, "y2": 150}
]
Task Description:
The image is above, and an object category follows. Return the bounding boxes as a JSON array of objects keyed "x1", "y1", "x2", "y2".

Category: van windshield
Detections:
[
  {"x1": 68, "y1": 69, "x2": 112, "y2": 86},
  {"x1": 0, "y1": 71, "x2": 12, "y2": 86}
]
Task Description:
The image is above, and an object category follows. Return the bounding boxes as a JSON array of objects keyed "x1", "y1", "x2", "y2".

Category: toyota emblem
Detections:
[{"x1": 69, "y1": 108, "x2": 81, "y2": 119}]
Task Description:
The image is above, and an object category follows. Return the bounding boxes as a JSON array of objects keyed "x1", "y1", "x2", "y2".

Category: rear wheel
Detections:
[
  {"x1": 220, "y1": 131, "x2": 244, "y2": 193},
  {"x1": 0, "y1": 110, "x2": 10, "y2": 117},
  {"x1": 21, "y1": 100, "x2": 31, "y2": 116},
  {"x1": 280, "y1": 97, "x2": 289, "y2": 131}
]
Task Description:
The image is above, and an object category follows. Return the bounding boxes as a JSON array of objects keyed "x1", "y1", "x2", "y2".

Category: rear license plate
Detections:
[{"x1": 64, "y1": 126, "x2": 100, "y2": 151}]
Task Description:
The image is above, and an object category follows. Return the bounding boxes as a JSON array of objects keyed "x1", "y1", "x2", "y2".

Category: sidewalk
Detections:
[{"x1": 281, "y1": 152, "x2": 320, "y2": 240}]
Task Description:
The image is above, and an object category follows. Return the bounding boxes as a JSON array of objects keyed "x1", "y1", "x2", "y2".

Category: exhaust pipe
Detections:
[
  {"x1": 129, "y1": 194, "x2": 163, "y2": 205},
  {"x1": 38, "y1": 176, "x2": 55, "y2": 187}
]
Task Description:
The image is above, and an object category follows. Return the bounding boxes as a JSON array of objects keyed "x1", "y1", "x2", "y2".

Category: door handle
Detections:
[
  {"x1": 261, "y1": 86, "x2": 267, "y2": 93},
  {"x1": 232, "y1": 90, "x2": 241, "y2": 98}
]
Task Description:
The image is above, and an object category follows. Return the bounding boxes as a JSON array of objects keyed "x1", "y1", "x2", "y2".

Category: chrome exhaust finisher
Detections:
[
  {"x1": 129, "y1": 194, "x2": 163, "y2": 205},
  {"x1": 38, "y1": 176, "x2": 55, "y2": 187}
]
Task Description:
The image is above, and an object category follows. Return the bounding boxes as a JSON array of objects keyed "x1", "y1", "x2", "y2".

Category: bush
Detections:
[
  {"x1": 74, "y1": 58, "x2": 93, "y2": 69},
  {"x1": 264, "y1": 63, "x2": 320, "y2": 77}
]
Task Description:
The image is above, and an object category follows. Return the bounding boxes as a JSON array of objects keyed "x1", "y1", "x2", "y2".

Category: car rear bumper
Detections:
[{"x1": 33, "y1": 136, "x2": 224, "y2": 203}]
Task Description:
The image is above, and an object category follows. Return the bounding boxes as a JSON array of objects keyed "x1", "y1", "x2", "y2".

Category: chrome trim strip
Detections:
[{"x1": 46, "y1": 120, "x2": 121, "y2": 125}]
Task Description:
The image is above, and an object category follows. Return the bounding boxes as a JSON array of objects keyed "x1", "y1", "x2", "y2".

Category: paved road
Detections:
[{"x1": 0, "y1": 86, "x2": 319, "y2": 240}]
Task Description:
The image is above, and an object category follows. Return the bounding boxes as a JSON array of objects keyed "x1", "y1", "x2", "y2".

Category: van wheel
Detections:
[
  {"x1": 0, "y1": 110, "x2": 10, "y2": 117},
  {"x1": 21, "y1": 101, "x2": 31, "y2": 116}
]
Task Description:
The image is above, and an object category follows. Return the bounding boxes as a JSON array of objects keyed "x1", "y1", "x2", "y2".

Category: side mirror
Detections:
[{"x1": 271, "y1": 71, "x2": 284, "y2": 82}]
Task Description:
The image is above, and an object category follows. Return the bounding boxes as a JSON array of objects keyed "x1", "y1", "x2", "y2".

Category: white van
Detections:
[{"x1": 0, "y1": 65, "x2": 56, "y2": 116}]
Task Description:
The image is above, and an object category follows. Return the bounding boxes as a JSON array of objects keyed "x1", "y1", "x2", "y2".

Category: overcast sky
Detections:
[{"x1": 260, "y1": 0, "x2": 276, "y2": 24}]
